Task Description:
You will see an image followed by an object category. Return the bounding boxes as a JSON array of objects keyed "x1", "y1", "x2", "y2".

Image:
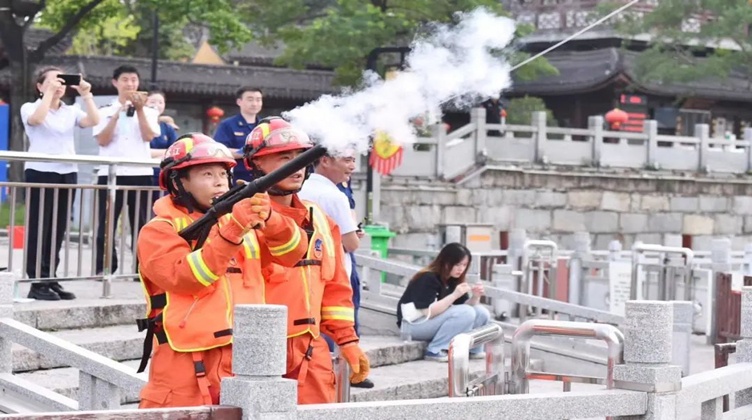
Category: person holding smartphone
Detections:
[
  {"x1": 396, "y1": 242, "x2": 490, "y2": 362},
  {"x1": 20, "y1": 66, "x2": 100, "y2": 301},
  {"x1": 93, "y1": 65, "x2": 160, "y2": 278}
]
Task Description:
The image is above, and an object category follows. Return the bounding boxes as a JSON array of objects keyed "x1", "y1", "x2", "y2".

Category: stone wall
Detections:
[{"x1": 377, "y1": 167, "x2": 752, "y2": 250}]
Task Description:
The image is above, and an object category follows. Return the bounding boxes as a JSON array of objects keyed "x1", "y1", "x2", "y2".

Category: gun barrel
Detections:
[{"x1": 178, "y1": 144, "x2": 328, "y2": 241}]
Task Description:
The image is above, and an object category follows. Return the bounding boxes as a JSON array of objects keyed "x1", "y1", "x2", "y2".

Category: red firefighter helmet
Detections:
[
  {"x1": 159, "y1": 133, "x2": 236, "y2": 192},
  {"x1": 243, "y1": 117, "x2": 313, "y2": 170}
]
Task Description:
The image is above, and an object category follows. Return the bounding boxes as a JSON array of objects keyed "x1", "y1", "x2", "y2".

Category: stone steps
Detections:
[
  {"x1": 12, "y1": 335, "x2": 546, "y2": 406},
  {"x1": 14, "y1": 299, "x2": 144, "y2": 331},
  {"x1": 11, "y1": 336, "x2": 429, "y2": 404}
]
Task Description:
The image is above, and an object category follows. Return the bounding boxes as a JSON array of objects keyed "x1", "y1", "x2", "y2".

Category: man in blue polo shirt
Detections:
[{"x1": 213, "y1": 86, "x2": 263, "y2": 183}]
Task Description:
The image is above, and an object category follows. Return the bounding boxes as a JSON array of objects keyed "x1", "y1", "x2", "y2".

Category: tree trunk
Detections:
[{"x1": 8, "y1": 57, "x2": 33, "y2": 182}]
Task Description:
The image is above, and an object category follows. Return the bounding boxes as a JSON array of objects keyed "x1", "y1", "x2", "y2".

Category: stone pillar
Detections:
[
  {"x1": 735, "y1": 287, "x2": 752, "y2": 407},
  {"x1": 532, "y1": 111, "x2": 548, "y2": 163},
  {"x1": 671, "y1": 301, "x2": 693, "y2": 377},
  {"x1": 0, "y1": 272, "x2": 15, "y2": 374},
  {"x1": 744, "y1": 243, "x2": 752, "y2": 277},
  {"x1": 221, "y1": 305, "x2": 297, "y2": 420},
  {"x1": 588, "y1": 115, "x2": 604, "y2": 167},
  {"x1": 645, "y1": 120, "x2": 658, "y2": 169},
  {"x1": 568, "y1": 231, "x2": 591, "y2": 305},
  {"x1": 508, "y1": 229, "x2": 527, "y2": 319},
  {"x1": 614, "y1": 301, "x2": 682, "y2": 420},
  {"x1": 709, "y1": 239, "x2": 732, "y2": 345}
]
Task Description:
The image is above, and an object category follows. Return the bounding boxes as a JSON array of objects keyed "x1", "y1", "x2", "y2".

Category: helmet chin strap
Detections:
[{"x1": 169, "y1": 171, "x2": 211, "y2": 213}]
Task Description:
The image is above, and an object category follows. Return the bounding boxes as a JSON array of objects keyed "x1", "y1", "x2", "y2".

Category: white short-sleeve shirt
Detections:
[
  {"x1": 20, "y1": 99, "x2": 87, "y2": 174},
  {"x1": 92, "y1": 101, "x2": 160, "y2": 177},
  {"x1": 299, "y1": 173, "x2": 358, "y2": 277}
]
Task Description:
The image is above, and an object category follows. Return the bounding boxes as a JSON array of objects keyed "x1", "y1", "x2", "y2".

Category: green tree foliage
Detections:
[
  {"x1": 600, "y1": 0, "x2": 752, "y2": 85},
  {"x1": 505, "y1": 95, "x2": 557, "y2": 126},
  {"x1": 239, "y1": 0, "x2": 558, "y2": 85},
  {"x1": 0, "y1": 0, "x2": 253, "y2": 180},
  {"x1": 38, "y1": 0, "x2": 252, "y2": 61}
]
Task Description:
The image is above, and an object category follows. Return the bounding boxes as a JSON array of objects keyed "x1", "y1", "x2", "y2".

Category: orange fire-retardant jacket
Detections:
[
  {"x1": 137, "y1": 196, "x2": 308, "y2": 353},
  {"x1": 263, "y1": 195, "x2": 359, "y2": 346}
]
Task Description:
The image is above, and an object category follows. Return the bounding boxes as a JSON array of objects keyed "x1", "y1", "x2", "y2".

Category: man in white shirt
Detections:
[
  {"x1": 298, "y1": 149, "x2": 373, "y2": 388},
  {"x1": 92, "y1": 65, "x2": 160, "y2": 277}
]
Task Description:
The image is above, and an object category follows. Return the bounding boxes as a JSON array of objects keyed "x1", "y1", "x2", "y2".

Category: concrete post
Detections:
[
  {"x1": 472, "y1": 107, "x2": 487, "y2": 162},
  {"x1": 608, "y1": 240, "x2": 623, "y2": 262},
  {"x1": 745, "y1": 127, "x2": 752, "y2": 172},
  {"x1": 734, "y1": 287, "x2": 752, "y2": 408},
  {"x1": 671, "y1": 301, "x2": 693, "y2": 377},
  {"x1": 221, "y1": 305, "x2": 297, "y2": 420},
  {"x1": 508, "y1": 229, "x2": 527, "y2": 319},
  {"x1": 696, "y1": 124, "x2": 710, "y2": 172},
  {"x1": 614, "y1": 301, "x2": 682, "y2": 420},
  {"x1": 508, "y1": 229, "x2": 527, "y2": 274},
  {"x1": 532, "y1": 111, "x2": 547, "y2": 163},
  {"x1": 568, "y1": 232, "x2": 591, "y2": 305},
  {"x1": 0, "y1": 272, "x2": 14, "y2": 374},
  {"x1": 709, "y1": 239, "x2": 732, "y2": 345},
  {"x1": 432, "y1": 122, "x2": 446, "y2": 178},
  {"x1": 588, "y1": 115, "x2": 604, "y2": 167},
  {"x1": 743, "y1": 243, "x2": 752, "y2": 276},
  {"x1": 644, "y1": 120, "x2": 658, "y2": 169}
]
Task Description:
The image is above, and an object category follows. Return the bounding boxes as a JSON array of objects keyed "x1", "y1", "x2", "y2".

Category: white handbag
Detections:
[{"x1": 401, "y1": 302, "x2": 432, "y2": 324}]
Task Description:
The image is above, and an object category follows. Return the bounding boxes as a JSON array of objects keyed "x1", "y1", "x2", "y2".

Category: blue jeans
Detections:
[
  {"x1": 323, "y1": 252, "x2": 360, "y2": 352},
  {"x1": 405, "y1": 304, "x2": 491, "y2": 354}
]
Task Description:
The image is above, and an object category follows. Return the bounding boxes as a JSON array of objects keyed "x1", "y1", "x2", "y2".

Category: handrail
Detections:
[
  {"x1": 333, "y1": 347, "x2": 351, "y2": 403},
  {"x1": 483, "y1": 286, "x2": 625, "y2": 325},
  {"x1": 630, "y1": 243, "x2": 695, "y2": 300},
  {"x1": 0, "y1": 150, "x2": 160, "y2": 166},
  {"x1": 0, "y1": 318, "x2": 146, "y2": 394},
  {"x1": 448, "y1": 323, "x2": 505, "y2": 397},
  {"x1": 509, "y1": 320, "x2": 624, "y2": 395},
  {"x1": 0, "y1": 405, "x2": 243, "y2": 419},
  {"x1": 520, "y1": 240, "x2": 559, "y2": 320}
]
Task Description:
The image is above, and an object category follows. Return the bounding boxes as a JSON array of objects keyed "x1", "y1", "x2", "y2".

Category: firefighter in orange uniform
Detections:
[
  {"x1": 136, "y1": 133, "x2": 308, "y2": 408},
  {"x1": 242, "y1": 117, "x2": 371, "y2": 404}
]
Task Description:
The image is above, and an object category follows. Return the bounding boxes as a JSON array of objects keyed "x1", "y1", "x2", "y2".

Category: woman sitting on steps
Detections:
[{"x1": 396, "y1": 242, "x2": 491, "y2": 362}]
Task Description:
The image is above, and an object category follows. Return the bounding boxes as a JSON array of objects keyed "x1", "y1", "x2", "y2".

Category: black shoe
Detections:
[
  {"x1": 28, "y1": 284, "x2": 60, "y2": 301},
  {"x1": 49, "y1": 282, "x2": 76, "y2": 300},
  {"x1": 351, "y1": 378, "x2": 374, "y2": 389}
]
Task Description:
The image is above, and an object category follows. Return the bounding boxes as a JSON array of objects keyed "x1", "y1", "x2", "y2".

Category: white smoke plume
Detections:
[{"x1": 283, "y1": 7, "x2": 517, "y2": 153}]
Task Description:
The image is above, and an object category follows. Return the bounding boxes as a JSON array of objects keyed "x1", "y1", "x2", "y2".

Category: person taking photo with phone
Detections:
[
  {"x1": 21, "y1": 67, "x2": 100, "y2": 301},
  {"x1": 93, "y1": 65, "x2": 160, "y2": 278}
]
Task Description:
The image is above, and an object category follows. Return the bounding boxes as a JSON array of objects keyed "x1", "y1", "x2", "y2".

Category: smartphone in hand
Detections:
[{"x1": 58, "y1": 74, "x2": 81, "y2": 86}]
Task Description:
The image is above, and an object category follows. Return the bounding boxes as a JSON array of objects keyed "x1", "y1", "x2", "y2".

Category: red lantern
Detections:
[
  {"x1": 605, "y1": 108, "x2": 629, "y2": 130},
  {"x1": 206, "y1": 106, "x2": 225, "y2": 124}
]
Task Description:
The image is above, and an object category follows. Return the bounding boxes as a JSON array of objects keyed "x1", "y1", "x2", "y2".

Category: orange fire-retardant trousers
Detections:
[
  {"x1": 139, "y1": 344, "x2": 232, "y2": 408},
  {"x1": 285, "y1": 335, "x2": 335, "y2": 404}
]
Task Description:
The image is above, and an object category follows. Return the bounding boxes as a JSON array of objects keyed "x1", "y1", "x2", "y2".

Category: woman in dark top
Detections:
[{"x1": 396, "y1": 243, "x2": 491, "y2": 362}]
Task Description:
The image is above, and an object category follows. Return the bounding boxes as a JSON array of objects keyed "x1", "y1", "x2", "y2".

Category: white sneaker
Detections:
[{"x1": 424, "y1": 351, "x2": 449, "y2": 362}]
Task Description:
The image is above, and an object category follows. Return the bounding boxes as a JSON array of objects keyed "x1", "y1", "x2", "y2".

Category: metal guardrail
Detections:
[
  {"x1": 630, "y1": 243, "x2": 695, "y2": 301},
  {"x1": 333, "y1": 347, "x2": 351, "y2": 403},
  {"x1": 520, "y1": 240, "x2": 558, "y2": 322},
  {"x1": 0, "y1": 153, "x2": 163, "y2": 299},
  {"x1": 509, "y1": 320, "x2": 625, "y2": 395},
  {"x1": 448, "y1": 323, "x2": 504, "y2": 397}
]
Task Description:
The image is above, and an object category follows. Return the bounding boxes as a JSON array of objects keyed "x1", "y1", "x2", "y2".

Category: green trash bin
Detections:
[{"x1": 363, "y1": 225, "x2": 396, "y2": 283}]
